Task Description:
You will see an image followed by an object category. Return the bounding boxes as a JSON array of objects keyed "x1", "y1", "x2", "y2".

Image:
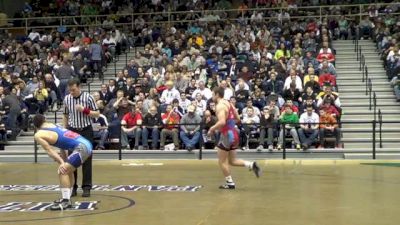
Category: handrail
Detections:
[
  {"x1": 368, "y1": 78, "x2": 372, "y2": 109},
  {"x1": 2, "y1": 3, "x2": 400, "y2": 34},
  {"x1": 6, "y1": 2, "x2": 400, "y2": 21},
  {"x1": 359, "y1": 50, "x2": 364, "y2": 73},
  {"x1": 365, "y1": 66, "x2": 369, "y2": 95},
  {"x1": 378, "y1": 109, "x2": 383, "y2": 148},
  {"x1": 373, "y1": 91, "x2": 377, "y2": 121},
  {"x1": 31, "y1": 119, "x2": 400, "y2": 162}
]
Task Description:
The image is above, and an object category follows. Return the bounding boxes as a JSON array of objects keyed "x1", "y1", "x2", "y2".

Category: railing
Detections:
[
  {"x1": 378, "y1": 109, "x2": 383, "y2": 148},
  {"x1": 2, "y1": 3, "x2": 400, "y2": 34},
  {"x1": 26, "y1": 120, "x2": 400, "y2": 162},
  {"x1": 368, "y1": 78, "x2": 372, "y2": 110},
  {"x1": 354, "y1": 35, "x2": 383, "y2": 153}
]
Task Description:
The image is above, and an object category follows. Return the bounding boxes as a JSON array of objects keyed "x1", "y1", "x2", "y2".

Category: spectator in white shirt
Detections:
[
  {"x1": 191, "y1": 81, "x2": 212, "y2": 100},
  {"x1": 160, "y1": 80, "x2": 180, "y2": 106},
  {"x1": 28, "y1": 29, "x2": 40, "y2": 42},
  {"x1": 219, "y1": 80, "x2": 234, "y2": 100},
  {"x1": 298, "y1": 105, "x2": 320, "y2": 150},
  {"x1": 193, "y1": 93, "x2": 207, "y2": 116},
  {"x1": 179, "y1": 92, "x2": 192, "y2": 113},
  {"x1": 284, "y1": 70, "x2": 303, "y2": 92}
]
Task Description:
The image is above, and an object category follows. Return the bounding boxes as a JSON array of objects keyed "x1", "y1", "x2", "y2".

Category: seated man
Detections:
[
  {"x1": 298, "y1": 106, "x2": 320, "y2": 150},
  {"x1": 277, "y1": 104, "x2": 301, "y2": 150},
  {"x1": 241, "y1": 106, "x2": 260, "y2": 150},
  {"x1": 319, "y1": 108, "x2": 342, "y2": 148},
  {"x1": 160, "y1": 104, "x2": 180, "y2": 150},
  {"x1": 257, "y1": 102, "x2": 279, "y2": 151},
  {"x1": 121, "y1": 105, "x2": 143, "y2": 150},
  {"x1": 33, "y1": 114, "x2": 93, "y2": 210},
  {"x1": 316, "y1": 84, "x2": 341, "y2": 108},
  {"x1": 201, "y1": 110, "x2": 218, "y2": 144},
  {"x1": 142, "y1": 105, "x2": 162, "y2": 150},
  {"x1": 179, "y1": 105, "x2": 202, "y2": 151},
  {"x1": 92, "y1": 109, "x2": 109, "y2": 150},
  {"x1": 319, "y1": 73, "x2": 336, "y2": 89}
]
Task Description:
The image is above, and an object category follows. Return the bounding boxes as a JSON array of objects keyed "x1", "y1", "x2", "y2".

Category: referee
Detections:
[{"x1": 63, "y1": 78, "x2": 99, "y2": 197}]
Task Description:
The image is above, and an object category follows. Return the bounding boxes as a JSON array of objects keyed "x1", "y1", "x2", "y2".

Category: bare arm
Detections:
[
  {"x1": 209, "y1": 104, "x2": 227, "y2": 133},
  {"x1": 34, "y1": 133, "x2": 64, "y2": 164},
  {"x1": 63, "y1": 114, "x2": 69, "y2": 128}
]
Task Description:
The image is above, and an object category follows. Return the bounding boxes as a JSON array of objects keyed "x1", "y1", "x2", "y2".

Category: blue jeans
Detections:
[
  {"x1": 121, "y1": 128, "x2": 142, "y2": 147},
  {"x1": 298, "y1": 128, "x2": 319, "y2": 146},
  {"x1": 142, "y1": 127, "x2": 160, "y2": 149},
  {"x1": 94, "y1": 129, "x2": 109, "y2": 149},
  {"x1": 59, "y1": 79, "x2": 69, "y2": 99},
  {"x1": 179, "y1": 131, "x2": 200, "y2": 148}
]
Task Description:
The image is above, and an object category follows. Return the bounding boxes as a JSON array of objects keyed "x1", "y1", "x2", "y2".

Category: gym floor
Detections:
[{"x1": 0, "y1": 159, "x2": 399, "y2": 225}]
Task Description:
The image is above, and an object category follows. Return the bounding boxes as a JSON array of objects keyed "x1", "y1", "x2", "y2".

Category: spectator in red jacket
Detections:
[
  {"x1": 160, "y1": 104, "x2": 180, "y2": 150},
  {"x1": 121, "y1": 105, "x2": 143, "y2": 150},
  {"x1": 320, "y1": 99, "x2": 340, "y2": 118},
  {"x1": 319, "y1": 73, "x2": 337, "y2": 87},
  {"x1": 317, "y1": 43, "x2": 335, "y2": 63}
]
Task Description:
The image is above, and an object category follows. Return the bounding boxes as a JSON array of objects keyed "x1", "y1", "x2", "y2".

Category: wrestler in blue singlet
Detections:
[{"x1": 41, "y1": 126, "x2": 93, "y2": 168}]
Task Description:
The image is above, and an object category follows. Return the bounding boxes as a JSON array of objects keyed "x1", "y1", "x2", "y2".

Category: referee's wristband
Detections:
[{"x1": 83, "y1": 107, "x2": 91, "y2": 115}]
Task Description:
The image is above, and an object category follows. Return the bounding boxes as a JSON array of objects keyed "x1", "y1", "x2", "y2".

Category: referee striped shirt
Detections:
[{"x1": 64, "y1": 92, "x2": 98, "y2": 129}]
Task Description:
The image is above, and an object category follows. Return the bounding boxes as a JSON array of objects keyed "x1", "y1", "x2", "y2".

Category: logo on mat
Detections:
[
  {"x1": 0, "y1": 185, "x2": 202, "y2": 192},
  {"x1": 0, "y1": 201, "x2": 98, "y2": 212}
]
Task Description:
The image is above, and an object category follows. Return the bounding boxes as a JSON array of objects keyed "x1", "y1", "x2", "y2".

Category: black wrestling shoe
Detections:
[
  {"x1": 252, "y1": 162, "x2": 261, "y2": 178},
  {"x1": 50, "y1": 199, "x2": 72, "y2": 211},
  {"x1": 71, "y1": 188, "x2": 77, "y2": 197},
  {"x1": 82, "y1": 188, "x2": 91, "y2": 197},
  {"x1": 219, "y1": 183, "x2": 236, "y2": 189}
]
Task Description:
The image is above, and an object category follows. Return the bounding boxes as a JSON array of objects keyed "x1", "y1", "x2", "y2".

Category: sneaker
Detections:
[
  {"x1": 241, "y1": 146, "x2": 248, "y2": 151},
  {"x1": 268, "y1": 145, "x2": 273, "y2": 151},
  {"x1": 296, "y1": 144, "x2": 301, "y2": 150},
  {"x1": 82, "y1": 189, "x2": 90, "y2": 197},
  {"x1": 252, "y1": 162, "x2": 261, "y2": 178},
  {"x1": 219, "y1": 183, "x2": 236, "y2": 189},
  {"x1": 277, "y1": 145, "x2": 282, "y2": 150},
  {"x1": 71, "y1": 188, "x2": 77, "y2": 197},
  {"x1": 302, "y1": 144, "x2": 308, "y2": 151},
  {"x1": 50, "y1": 199, "x2": 72, "y2": 211},
  {"x1": 256, "y1": 145, "x2": 263, "y2": 152}
]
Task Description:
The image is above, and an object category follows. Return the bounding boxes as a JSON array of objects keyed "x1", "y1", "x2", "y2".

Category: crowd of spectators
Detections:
[{"x1": 0, "y1": 0, "x2": 399, "y2": 150}]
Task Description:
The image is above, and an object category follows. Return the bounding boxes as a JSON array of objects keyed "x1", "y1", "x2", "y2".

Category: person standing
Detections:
[
  {"x1": 63, "y1": 78, "x2": 99, "y2": 197},
  {"x1": 207, "y1": 87, "x2": 260, "y2": 189}
]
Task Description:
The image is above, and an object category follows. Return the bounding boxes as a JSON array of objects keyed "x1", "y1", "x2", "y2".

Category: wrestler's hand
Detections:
[{"x1": 58, "y1": 163, "x2": 68, "y2": 175}]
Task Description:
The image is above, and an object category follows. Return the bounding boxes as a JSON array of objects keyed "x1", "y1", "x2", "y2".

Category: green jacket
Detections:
[{"x1": 280, "y1": 113, "x2": 299, "y2": 127}]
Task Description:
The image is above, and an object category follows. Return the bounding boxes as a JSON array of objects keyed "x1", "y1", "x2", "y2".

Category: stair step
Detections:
[
  {"x1": 336, "y1": 77, "x2": 388, "y2": 81},
  {"x1": 335, "y1": 55, "x2": 381, "y2": 59},
  {"x1": 336, "y1": 64, "x2": 383, "y2": 69},
  {"x1": 343, "y1": 143, "x2": 399, "y2": 149},
  {"x1": 341, "y1": 99, "x2": 398, "y2": 104},
  {"x1": 342, "y1": 137, "x2": 400, "y2": 142},
  {"x1": 338, "y1": 82, "x2": 389, "y2": 86},
  {"x1": 335, "y1": 70, "x2": 386, "y2": 74},
  {"x1": 343, "y1": 110, "x2": 400, "y2": 115},
  {"x1": 336, "y1": 52, "x2": 379, "y2": 56},
  {"x1": 342, "y1": 127, "x2": 400, "y2": 132},
  {"x1": 340, "y1": 95, "x2": 394, "y2": 99}
]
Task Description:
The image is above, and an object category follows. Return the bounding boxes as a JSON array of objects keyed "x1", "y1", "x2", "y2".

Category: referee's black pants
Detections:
[{"x1": 69, "y1": 125, "x2": 94, "y2": 190}]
